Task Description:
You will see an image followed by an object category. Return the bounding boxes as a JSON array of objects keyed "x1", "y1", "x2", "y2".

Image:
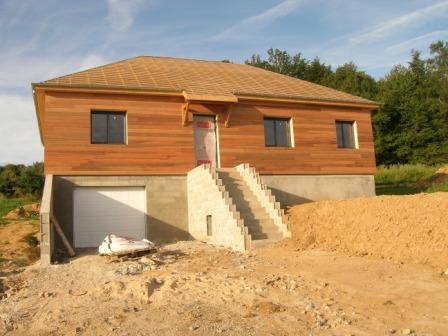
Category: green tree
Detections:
[{"x1": 328, "y1": 62, "x2": 378, "y2": 100}]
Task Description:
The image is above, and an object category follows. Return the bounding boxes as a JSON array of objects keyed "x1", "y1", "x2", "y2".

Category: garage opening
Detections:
[{"x1": 73, "y1": 187, "x2": 146, "y2": 248}]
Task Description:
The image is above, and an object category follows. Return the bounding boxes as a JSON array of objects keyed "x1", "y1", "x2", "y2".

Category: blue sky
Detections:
[{"x1": 1, "y1": 0, "x2": 448, "y2": 164}]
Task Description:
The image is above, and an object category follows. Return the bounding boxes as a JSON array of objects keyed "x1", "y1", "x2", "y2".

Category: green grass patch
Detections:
[
  {"x1": 426, "y1": 183, "x2": 448, "y2": 193},
  {"x1": 376, "y1": 185, "x2": 423, "y2": 195},
  {"x1": 375, "y1": 164, "x2": 439, "y2": 185},
  {"x1": 24, "y1": 233, "x2": 39, "y2": 247},
  {"x1": 0, "y1": 198, "x2": 37, "y2": 225},
  {"x1": 376, "y1": 182, "x2": 448, "y2": 195}
]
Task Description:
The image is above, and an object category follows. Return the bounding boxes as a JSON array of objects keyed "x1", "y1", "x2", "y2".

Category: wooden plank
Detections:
[
  {"x1": 51, "y1": 214, "x2": 76, "y2": 257},
  {"x1": 181, "y1": 101, "x2": 190, "y2": 126},
  {"x1": 225, "y1": 104, "x2": 233, "y2": 127},
  {"x1": 43, "y1": 91, "x2": 376, "y2": 175}
]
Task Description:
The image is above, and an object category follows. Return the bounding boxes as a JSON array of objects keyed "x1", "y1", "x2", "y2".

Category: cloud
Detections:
[
  {"x1": 348, "y1": 1, "x2": 448, "y2": 45},
  {"x1": 106, "y1": 0, "x2": 145, "y2": 32},
  {"x1": 385, "y1": 30, "x2": 448, "y2": 53},
  {"x1": 0, "y1": 94, "x2": 43, "y2": 165},
  {"x1": 79, "y1": 54, "x2": 108, "y2": 70},
  {"x1": 211, "y1": 0, "x2": 306, "y2": 41}
]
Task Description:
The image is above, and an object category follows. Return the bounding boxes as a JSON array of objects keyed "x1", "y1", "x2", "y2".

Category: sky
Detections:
[{"x1": 1, "y1": 0, "x2": 448, "y2": 164}]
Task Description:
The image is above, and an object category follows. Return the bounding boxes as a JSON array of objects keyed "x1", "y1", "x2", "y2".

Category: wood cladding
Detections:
[{"x1": 43, "y1": 91, "x2": 376, "y2": 175}]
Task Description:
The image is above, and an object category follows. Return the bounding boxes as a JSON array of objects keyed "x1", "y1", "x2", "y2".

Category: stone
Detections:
[
  {"x1": 401, "y1": 329, "x2": 413, "y2": 335},
  {"x1": 189, "y1": 325, "x2": 199, "y2": 331},
  {"x1": 305, "y1": 302, "x2": 315, "y2": 312}
]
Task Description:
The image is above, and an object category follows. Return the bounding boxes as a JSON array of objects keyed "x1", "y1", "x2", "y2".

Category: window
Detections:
[
  {"x1": 91, "y1": 111, "x2": 126, "y2": 144},
  {"x1": 206, "y1": 215, "x2": 212, "y2": 236},
  {"x1": 335, "y1": 121, "x2": 357, "y2": 148},
  {"x1": 264, "y1": 118, "x2": 292, "y2": 147}
]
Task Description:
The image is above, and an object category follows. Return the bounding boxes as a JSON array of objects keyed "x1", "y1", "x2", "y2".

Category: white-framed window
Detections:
[{"x1": 335, "y1": 120, "x2": 358, "y2": 149}]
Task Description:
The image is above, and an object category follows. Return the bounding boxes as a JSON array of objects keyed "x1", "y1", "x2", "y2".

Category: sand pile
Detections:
[{"x1": 286, "y1": 192, "x2": 448, "y2": 270}]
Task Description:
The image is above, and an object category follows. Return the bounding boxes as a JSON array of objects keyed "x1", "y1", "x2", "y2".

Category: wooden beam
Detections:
[
  {"x1": 225, "y1": 104, "x2": 233, "y2": 127},
  {"x1": 236, "y1": 94, "x2": 379, "y2": 110},
  {"x1": 182, "y1": 101, "x2": 190, "y2": 126},
  {"x1": 51, "y1": 214, "x2": 76, "y2": 257}
]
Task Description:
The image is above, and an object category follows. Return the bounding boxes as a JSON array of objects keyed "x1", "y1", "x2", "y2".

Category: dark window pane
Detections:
[
  {"x1": 336, "y1": 121, "x2": 355, "y2": 148},
  {"x1": 275, "y1": 120, "x2": 290, "y2": 147},
  {"x1": 336, "y1": 122, "x2": 344, "y2": 147},
  {"x1": 91, "y1": 113, "x2": 108, "y2": 144},
  {"x1": 108, "y1": 113, "x2": 125, "y2": 144},
  {"x1": 264, "y1": 118, "x2": 291, "y2": 147},
  {"x1": 264, "y1": 119, "x2": 275, "y2": 146}
]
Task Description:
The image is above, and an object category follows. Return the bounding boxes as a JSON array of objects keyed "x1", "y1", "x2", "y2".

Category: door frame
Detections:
[{"x1": 193, "y1": 114, "x2": 220, "y2": 168}]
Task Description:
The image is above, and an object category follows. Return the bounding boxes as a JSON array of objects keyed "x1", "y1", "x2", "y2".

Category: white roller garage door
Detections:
[{"x1": 74, "y1": 187, "x2": 146, "y2": 248}]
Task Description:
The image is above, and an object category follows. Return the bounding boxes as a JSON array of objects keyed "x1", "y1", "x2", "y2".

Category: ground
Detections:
[
  {"x1": 1, "y1": 242, "x2": 448, "y2": 335},
  {"x1": 0, "y1": 191, "x2": 447, "y2": 336}
]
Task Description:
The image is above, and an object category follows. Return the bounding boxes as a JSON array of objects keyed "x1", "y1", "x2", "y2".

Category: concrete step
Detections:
[
  {"x1": 239, "y1": 211, "x2": 270, "y2": 221},
  {"x1": 251, "y1": 231, "x2": 283, "y2": 240},
  {"x1": 244, "y1": 217, "x2": 275, "y2": 227},
  {"x1": 246, "y1": 227, "x2": 278, "y2": 236},
  {"x1": 218, "y1": 167, "x2": 284, "y2": 244}
]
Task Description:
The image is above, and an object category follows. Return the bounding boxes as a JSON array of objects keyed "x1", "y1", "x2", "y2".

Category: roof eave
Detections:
[
  {"x1": 235, "y1": 92, "x2": 380, "y2": 110},
  {"x1": 31, "y1": 83, "x2": 45, "y2": 145}
]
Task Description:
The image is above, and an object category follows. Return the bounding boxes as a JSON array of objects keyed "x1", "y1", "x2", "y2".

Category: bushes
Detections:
[
  {"x1": 0, "y1": 163, "x2": 44, "y2": 198},
  {"x1": 375, "y1": 164, "x2": 439, "y2": 185}
]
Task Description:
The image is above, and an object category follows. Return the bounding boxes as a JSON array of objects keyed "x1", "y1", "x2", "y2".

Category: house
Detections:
[{"x1": 32, "y1": 56, "x2": 379, "y2": 264}]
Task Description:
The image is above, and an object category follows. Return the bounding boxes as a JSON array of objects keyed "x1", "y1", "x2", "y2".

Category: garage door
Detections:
[{"x1": 73, "y1": 187, "x2": 146, "y2": 248}]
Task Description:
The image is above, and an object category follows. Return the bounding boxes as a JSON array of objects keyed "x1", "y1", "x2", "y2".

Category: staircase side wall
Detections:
[
  {"x1": 187, "y1": 165, "x2": 250, "y2": 251},
  {"x1": 235, "y1": 164, "x2": 290, "y2": 238}
]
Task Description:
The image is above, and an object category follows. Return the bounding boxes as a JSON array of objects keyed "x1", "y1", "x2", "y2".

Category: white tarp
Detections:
[{"x1": 98, "y1": 234, "x2": 155, "y2": 256}]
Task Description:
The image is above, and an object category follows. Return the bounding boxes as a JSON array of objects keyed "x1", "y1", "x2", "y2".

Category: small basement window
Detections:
[
  {"x1": 264, "y1": 118, "x2": 292, "y2": 147},
  {"x1": 206, "y1": 215, "x2": 212, "y2": 236},
  {"x1": 335, "y1": 121, "x2": 357, "y2": 148},
  {"x1": 91, "y1": 111, "x2": 126, "y2": 144}
]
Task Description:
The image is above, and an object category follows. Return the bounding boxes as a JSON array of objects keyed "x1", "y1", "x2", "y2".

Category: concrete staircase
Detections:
[{"x1": 217, "y1": 168, "x2": 284, "y2": 242}]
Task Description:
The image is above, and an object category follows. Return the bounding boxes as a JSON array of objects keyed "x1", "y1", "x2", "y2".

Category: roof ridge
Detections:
[{"x1": 134, "y1": 55, "x2": 237, "y2": 64}]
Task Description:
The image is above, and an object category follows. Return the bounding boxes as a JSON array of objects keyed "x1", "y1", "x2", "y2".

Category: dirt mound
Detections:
[{"x1": 285, "y1": 192, "x2": 448, "y2": 270}]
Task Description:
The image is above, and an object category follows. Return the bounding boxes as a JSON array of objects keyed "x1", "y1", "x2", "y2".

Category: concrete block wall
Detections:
[
  {"x1": 261, "y1": 175, "x2": 376, "y2": 206},
  {"x1": 187, "y1": 165, "x2": 250, "y2": 251},
  {"x1": 39, "y1": 174, "x2": 54, "y2": 265},
  {"x1": 235, "y1": 164, "x2": 291, "y2": 238}
]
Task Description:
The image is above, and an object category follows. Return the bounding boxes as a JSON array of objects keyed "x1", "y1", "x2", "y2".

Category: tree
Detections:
[
  {"x1": 0, "y1": 162, "x2": 44, "y2": 198},
  {"x1": 328, "y1": 62, "x2": 378, "y2": 100}
]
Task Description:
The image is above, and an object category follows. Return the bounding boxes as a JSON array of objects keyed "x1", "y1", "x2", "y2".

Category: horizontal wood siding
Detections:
[
  {"x1": 43, "y1": 91, "x2": 376, "y2": 175},
  {"x1": 219, "y1": 102, "x2": 376, "y2": 174}
]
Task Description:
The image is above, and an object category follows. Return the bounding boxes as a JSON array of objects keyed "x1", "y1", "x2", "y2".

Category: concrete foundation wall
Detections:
[
  {"x1": 52, "y1": 175, "x2": 189, "y2": 255},
  {"x1": 261, "y1": 175, "x2": 376, "y2": 206}
]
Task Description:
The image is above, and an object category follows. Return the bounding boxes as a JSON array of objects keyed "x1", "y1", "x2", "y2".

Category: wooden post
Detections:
[
  {"x1": 182, "y1": 101, "x2": 190, "y2": 126},
  {"x1": 51, "y1": 215, "x2": 75, "y2": 257},
  {"x1": 225, "y1": 104, "x2": 233, "y2": 127}
]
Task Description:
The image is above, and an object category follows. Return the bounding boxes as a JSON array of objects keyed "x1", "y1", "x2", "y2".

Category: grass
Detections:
[
  {"x1": 24, "y1": 233, "x2": 39, "y2": 247},
  {"x1": 375, "y1": 163, "x2": 447, "y2": 195},
  {"x1": 375, "y1": 164, "x2": 439, "y2": 185},
  {"x1": 0, "y1": 198, "x2": 38, "y2": 225}
]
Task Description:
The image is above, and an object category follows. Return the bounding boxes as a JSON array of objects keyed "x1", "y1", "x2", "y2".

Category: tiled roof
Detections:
[{"x1": 36, "y1": 56, "x2": 377, "y2": 106}]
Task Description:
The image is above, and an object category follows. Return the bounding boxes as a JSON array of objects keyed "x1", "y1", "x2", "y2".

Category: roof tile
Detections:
[{"x1": 38, "y1": 56, "x2": 377, "y2": 105}]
